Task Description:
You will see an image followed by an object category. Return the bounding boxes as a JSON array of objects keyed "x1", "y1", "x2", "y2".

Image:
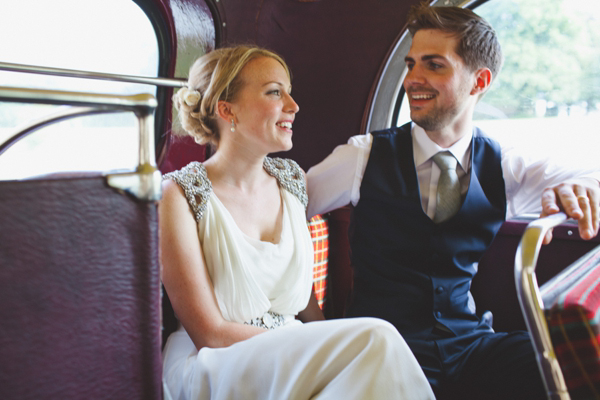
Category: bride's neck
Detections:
[{"x1": 204, "y1": 147, "x2": 267, "y2": 191}]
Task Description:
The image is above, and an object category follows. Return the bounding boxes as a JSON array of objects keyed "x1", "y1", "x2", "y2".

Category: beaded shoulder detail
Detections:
[
  {"x1": 263, "y1": 157, "x2": 307, "y2": 210},
  {"x1": 163, "y1": 161, "x2": 212, "y2": 222},
  {"x1": 163, "y1": 157, "x2": 307, "y2": 222}
]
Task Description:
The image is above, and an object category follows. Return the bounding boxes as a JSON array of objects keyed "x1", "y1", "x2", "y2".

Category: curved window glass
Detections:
[
  {"x1": 0, "y1": 0, "x2": 159, "y2": 179},
  {"x1": 473, "y1": 0, "x2": 599, "y2": 169},
  {"x1": 395, "y1": 0, "x2": 599, "y2": 169}
]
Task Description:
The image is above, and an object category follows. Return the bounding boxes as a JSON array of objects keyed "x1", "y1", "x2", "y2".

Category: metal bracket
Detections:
[
  {"x1": 0, "y1": 86, "x2": 162, "y2": 201},
  {"x1": 515, "y1": 212, "x2": 571, "y2": 400}
]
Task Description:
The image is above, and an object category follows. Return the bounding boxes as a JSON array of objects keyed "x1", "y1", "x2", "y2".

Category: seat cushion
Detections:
[{"x1": 308, "y1": 214, "x2": 329, "y2": 310}]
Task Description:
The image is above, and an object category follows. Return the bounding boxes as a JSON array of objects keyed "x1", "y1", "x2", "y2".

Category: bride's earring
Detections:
[{"x1": 230, "y1": 119, "x2": 236, "y2": 132}]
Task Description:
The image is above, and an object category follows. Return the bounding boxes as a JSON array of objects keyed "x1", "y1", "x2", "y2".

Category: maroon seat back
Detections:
[
  {"x1": 0, "y1": 174, "x2": 162, "y2": 400},
  {"x1": 473, "y1": 217, "x2": 600, "y2": 332}
]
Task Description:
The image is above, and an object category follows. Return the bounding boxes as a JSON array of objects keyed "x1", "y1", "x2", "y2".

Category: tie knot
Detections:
[{"x1": 432, "y1": 151, "x2": 457, "y2": 171}]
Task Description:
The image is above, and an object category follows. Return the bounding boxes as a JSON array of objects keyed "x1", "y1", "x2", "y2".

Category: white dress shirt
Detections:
[{"x1": 307, "y1": 122, "x2": 600, "y2": 219}]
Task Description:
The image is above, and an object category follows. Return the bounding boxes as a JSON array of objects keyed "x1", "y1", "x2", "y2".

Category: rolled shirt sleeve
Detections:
[
  {"x1": 306, "y1": 134, "x2": 372, "y2": 219},
  {"x1": 502, "y1": 145, "x2": 600, "y2": 219}
]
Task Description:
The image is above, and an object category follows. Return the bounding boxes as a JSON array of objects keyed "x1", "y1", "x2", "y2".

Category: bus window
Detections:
[
  {"x1": 0, "y1": 0, "x2": 159, "y2": 180},
  {"x1": 397, "y1": 0, "x2": 599, "y2": 169}
]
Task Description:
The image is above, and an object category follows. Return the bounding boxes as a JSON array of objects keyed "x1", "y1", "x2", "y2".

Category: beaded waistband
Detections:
[{"x1": 245, "y1": 311, "x2": 285, "y2": 330}]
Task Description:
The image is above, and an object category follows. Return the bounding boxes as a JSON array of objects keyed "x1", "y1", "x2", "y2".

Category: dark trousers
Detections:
[{"x1": 407, "y1": 328, "x2": 547, "y2": 400}]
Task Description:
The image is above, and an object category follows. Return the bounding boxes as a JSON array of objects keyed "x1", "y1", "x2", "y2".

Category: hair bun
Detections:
[{"x1": 177, "y1": 87, "x2": 202, "y2": 108}]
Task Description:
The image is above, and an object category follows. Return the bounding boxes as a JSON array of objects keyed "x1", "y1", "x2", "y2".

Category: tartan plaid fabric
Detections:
[
  {"x1": 541, "y1": 244, "x2": 600, "y2": 400},
  {"x1": 308, "y1": 214, "x2": 329, "y2": 310}
]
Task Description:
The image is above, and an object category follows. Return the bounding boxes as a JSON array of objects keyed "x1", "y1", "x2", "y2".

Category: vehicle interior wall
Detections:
[
  {"x1": 158, "y1": 0, "x2": 424, "y2": 172},
  {"x1": 147, "y1": 0, "x2": 216, "y2": 173}
]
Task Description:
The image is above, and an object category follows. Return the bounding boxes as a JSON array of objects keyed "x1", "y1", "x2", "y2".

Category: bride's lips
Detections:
[{"x1": 276, "y1": 120, "x2": 293, "y2": 132}]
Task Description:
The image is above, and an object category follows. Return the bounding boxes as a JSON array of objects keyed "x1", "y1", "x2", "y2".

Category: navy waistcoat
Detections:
[{"x1": 347, "y1": 123, "x2": 507, "y2": 339}]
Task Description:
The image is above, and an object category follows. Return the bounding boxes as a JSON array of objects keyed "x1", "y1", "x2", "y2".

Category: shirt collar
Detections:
[{"x1": 411, "y1": 122, "x2": 473, "y2": 171}]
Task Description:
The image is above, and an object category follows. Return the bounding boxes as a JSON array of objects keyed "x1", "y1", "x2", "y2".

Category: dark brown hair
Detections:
[{"x1": 407, "y1": 3, "x2": 503, "y2": 79}]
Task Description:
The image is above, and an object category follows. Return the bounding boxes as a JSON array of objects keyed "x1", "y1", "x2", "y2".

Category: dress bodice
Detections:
[{"x1": 163, "y1": 157, "x2": 313, "y2": 325}]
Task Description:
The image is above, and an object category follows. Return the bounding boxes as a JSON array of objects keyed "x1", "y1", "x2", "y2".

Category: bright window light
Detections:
[
  {"x1": 473, "y1": 0, "x2": 599, "y2": 168},
  {"x1": 0, "y1": 0, "x2": 159, "y2": 179}
]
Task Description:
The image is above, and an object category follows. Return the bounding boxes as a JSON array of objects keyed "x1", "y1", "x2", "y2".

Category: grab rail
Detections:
[
  {"x1": 0, "y1": 86, "x2": 161, "y2": 201},
  {"x1": 0, "y1": 61, "x2": 186, "y2": 88},
  {"x1": 514, "y1": 212, "x2": 570, "y2": 400}
]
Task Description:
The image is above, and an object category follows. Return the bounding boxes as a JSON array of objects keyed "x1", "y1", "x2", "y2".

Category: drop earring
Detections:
[{"x1": 230, "y1": 119, "x2": 236, "y2": 132}]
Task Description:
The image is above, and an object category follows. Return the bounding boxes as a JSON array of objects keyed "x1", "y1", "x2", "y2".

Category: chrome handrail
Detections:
[
  {"x1": 0, "y1": 86, "x2": 161, "y2": 201},
  {"x1": 514, "y1": 212, "x2": 570, "y2": 400},
  {"x1": 0, "y1": 86, "x2": 157, "y2": 109},
  {"x1": 0, "y1": 61, "x2": 186, "y2": 88}
]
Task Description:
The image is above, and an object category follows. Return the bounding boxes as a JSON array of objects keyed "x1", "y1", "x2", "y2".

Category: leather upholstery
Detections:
[
  {"x1": 473, "y1": 218, "x2": 600, "y2": 332},
  {"x1": 0, "y1": 174, "x2": 162, "y2": 399}
]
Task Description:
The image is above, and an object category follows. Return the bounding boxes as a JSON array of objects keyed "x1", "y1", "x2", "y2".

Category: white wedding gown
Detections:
[{"x1": 162, "y1": 158, "x2": 435, "y2": 400}]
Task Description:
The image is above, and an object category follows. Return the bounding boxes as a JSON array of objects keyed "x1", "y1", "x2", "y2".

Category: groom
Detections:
[{"x1": 307, "y1": 4, "x2": 600, "y2": 399}]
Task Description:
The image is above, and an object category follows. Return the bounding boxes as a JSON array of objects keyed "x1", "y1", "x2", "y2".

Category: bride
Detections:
[{"x1": 159, "y1": 45, "x2": 435, "y2": 400}]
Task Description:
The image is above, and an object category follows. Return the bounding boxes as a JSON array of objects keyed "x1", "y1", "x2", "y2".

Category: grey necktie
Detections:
[{"x1": 432, "y1": 151, "x2": 461, "y2": 223}]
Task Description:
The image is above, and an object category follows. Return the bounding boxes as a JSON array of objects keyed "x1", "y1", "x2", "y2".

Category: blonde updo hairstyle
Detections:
[{"x1": 173, "y1": 46, "x2": 291, "y2": 146}]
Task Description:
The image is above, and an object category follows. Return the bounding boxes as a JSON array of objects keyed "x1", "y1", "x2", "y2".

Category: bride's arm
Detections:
[
  {"x1": 159, "y1": 179, "x2": 266, "y2": 350},
  {"x1": 297, "y1": 290, "x2": 325, "y2": 323}
]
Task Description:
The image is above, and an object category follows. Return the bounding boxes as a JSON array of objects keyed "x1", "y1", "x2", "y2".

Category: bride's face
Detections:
[{"x1": 229, "y1": 56, "x2": 299, "y2": 153}]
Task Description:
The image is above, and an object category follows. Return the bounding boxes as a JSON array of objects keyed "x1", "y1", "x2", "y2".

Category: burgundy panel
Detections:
[
  {"x1": 182, "y1": 0, "x2": 422, "y2": 170},
  {"x1": 160, "y1": 134, "x2": 208, "y2": 174},
  {"x1": 156, "y1": 0, "x2": 216, "y2": 173},
  {"x1": 0, "y1": 176, "x2": 161, "y2": 400},
  {"x1": 322, "y1": 206, "x2": 353, "y2": 319},
  {"x1": 472, "y1": 218, "x2": 600, "y2": 333}
]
